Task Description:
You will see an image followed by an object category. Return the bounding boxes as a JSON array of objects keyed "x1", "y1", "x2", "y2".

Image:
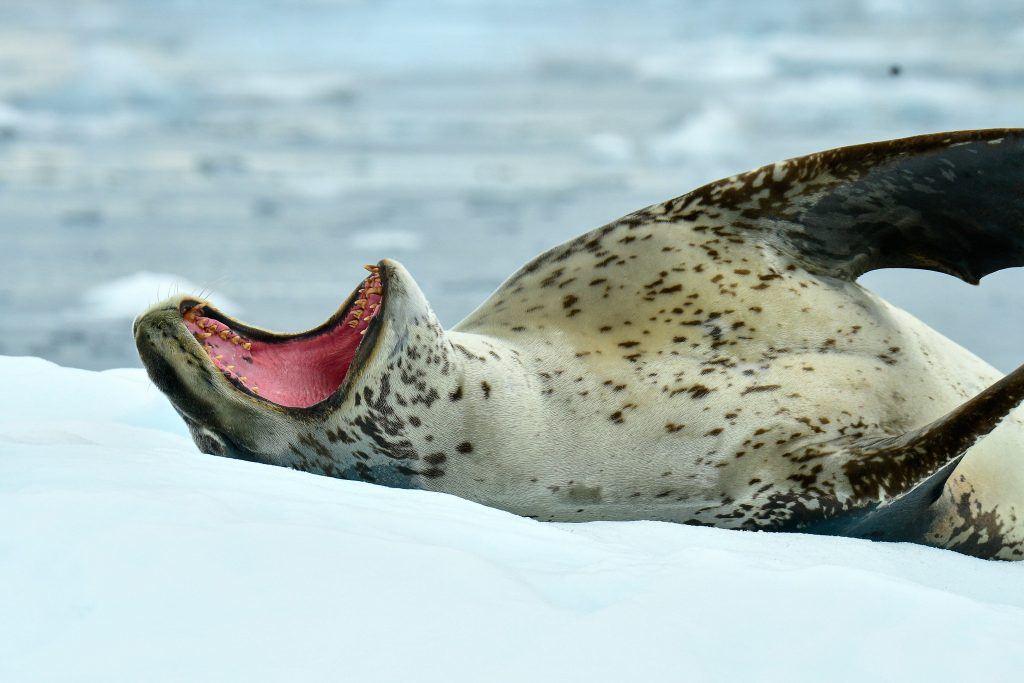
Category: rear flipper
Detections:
[
  {"x1": 827, "y1": 363, "x2": 1024, "y2": 560},
  {"x1": 923, "y1": 468, "x2": 1024, "y2": 560}
]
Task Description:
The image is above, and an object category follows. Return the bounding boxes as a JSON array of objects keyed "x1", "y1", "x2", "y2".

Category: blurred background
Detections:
[{"x1": 1, "y1": 0, "x2": 1023, "y2": 371}]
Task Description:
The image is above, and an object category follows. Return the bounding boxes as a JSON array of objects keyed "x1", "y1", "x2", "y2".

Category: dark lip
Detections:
[
  {"x1": 175, "y1": 260, "x2": 390, "y2": 416},
  {"x1": 135, "y1": 323, "x2": 223, "y2": 426}
]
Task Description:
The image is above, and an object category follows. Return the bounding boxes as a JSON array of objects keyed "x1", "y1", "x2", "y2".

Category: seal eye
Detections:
[{"x1": 180, "y1": 265, "x2": 383, "y2": 408}]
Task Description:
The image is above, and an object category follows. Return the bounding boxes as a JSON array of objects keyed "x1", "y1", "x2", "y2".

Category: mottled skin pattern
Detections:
[{"x1": 136, "y1": 129, "x2": 1024, "y2": 560}]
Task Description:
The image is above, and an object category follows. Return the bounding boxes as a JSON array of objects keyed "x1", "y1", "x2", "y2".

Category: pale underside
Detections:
[{"x1": 444, "y1": 130, "x2": 1024, "y2": 557}]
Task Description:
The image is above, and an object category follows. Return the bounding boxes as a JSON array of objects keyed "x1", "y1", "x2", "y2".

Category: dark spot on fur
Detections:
[{"x1": 742, "y1": 384, "x2": 781, "y2": 395}]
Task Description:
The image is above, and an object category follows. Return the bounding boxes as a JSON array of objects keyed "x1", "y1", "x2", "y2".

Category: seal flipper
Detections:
[
  {"x1": 834, "y1": 457, "x2": 964, "y2": 544},
  {"x1": 683, "y1": 128, "x2": 1024, "y2": 283},
  {"x1": 822, "y1": 361, "x2": 1024, "y2": 544},
  {"x1": 459, "y1": 129, "x2": 1024, "y2": 334}
]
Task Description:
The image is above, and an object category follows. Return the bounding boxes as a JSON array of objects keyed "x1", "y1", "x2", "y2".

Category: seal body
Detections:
[{"x1": 136, "y1": 129, "x2": 1024, "y2": 559}]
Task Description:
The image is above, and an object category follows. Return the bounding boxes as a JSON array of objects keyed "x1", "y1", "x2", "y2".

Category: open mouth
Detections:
[{"x1": 179, "y1": 264, "x2": 384, "y2": 409}]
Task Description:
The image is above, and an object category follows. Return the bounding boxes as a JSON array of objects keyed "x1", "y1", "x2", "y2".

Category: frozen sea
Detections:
[{"x1": 2, "y1": 0, "x2": 1024, "y2": 371}]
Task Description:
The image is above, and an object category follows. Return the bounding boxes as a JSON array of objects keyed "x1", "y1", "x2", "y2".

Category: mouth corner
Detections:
[{"x1": 177, "y1": 263, "x2": 386, "y2": 411}]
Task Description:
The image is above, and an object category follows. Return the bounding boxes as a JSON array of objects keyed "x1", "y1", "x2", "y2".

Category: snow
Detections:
[
  {"x1": 348, "y1": 229, "x2": 424, "y2": 252},
  {"x1": 1, "y1": 356, "x2": 1023, "y2": 681},
  {"x1": 80, "y1": 272, "x2": 240, "y2": 320}
]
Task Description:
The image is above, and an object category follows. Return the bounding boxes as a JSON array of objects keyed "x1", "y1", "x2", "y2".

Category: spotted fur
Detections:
[{"x1": 136, "y1": 129, "x2": 1024, "y2": 560}]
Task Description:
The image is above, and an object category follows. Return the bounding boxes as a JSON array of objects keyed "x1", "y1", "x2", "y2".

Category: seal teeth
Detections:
[{"x1": 176, "y1": 265, "x2": 382, "y2": 408}]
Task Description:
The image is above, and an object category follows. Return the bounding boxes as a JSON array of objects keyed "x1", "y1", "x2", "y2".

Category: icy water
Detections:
[{"x1": 2, "y1": 0, "x2": 1024, "y2": 370}]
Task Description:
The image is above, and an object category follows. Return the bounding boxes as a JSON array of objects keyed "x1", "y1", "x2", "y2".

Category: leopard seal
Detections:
[{"x1": 135, "y1": 128, "x2": 1024, "y2": 560}]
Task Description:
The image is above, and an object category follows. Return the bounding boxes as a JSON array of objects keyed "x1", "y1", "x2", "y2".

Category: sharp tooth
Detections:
[
  {"x1": 363, "y1": 264, "x2": 378, "y2": 272},
  {"x1": 350, "y1": 308, "x2": 364, "y2": 318},
  {"x1": 354, "y1": 299, "x2": 368, "y2": 306},
  {"x1": 231, "y1": 336, "x2": 241, "y2": 345},
  {"x1": 252, "y1": 387, "x2": 260, "y2": 394},
  {"x1": 226, "y1": 365, "x2": 235, "y2": 371},
  {"x1": 215, "y1": 355, "x2": 223, "y2": 360},
  {"x1": 360, "y1": 328, "x2": 367, "y2": 335},
  {"x1": 348, "y1": 319, "x2": 359, "y2": 328},
  {"x1": 195, "y1": 332, "x2": 212, "y2": 340},
  {"x1": 242, "y1": 342, "x2": 252, "y2": 351},
  {"x1": 366, "y1": 287, "x2": 382, "y2": 295},
  {"x1": 240, "y1": 376, "x2": 248, "y2": 382}
]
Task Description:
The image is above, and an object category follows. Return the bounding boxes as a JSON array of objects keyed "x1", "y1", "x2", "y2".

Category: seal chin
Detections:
[{"x1": 135, "y1": 262, "x2": 388, "y2": 413}]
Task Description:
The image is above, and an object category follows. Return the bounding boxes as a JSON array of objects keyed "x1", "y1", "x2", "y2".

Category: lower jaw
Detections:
[{"x1": 180, "y1": 265, "x2": 384, "y2": 408}]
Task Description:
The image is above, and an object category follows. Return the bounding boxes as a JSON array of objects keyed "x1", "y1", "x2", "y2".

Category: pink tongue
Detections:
[{"x1": 184, "y1": 271, "x2": 383, "y2": 408}]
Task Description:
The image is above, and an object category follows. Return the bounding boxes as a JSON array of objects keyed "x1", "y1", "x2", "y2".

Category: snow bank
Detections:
[
  {"x1": 1, "y1": 356, "x2": 1022, "y2": 682},
  {"x1": 80, "y1": 272, "x2": 240, "y2": 320},
  {"x1": 348, "y1": 229, "x2": 424, "y2": 252}
]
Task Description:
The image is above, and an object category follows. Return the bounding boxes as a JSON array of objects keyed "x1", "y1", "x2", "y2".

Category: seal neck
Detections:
[{"x1": 305, "y1": 260, "x2": 477, "y2": 487}]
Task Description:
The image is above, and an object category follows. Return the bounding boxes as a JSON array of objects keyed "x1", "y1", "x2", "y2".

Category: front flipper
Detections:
[{"x1": 815, "y1": 361, "x2": 1024, "y2": 556}]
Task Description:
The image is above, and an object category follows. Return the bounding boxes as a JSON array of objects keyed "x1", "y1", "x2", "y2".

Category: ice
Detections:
[
  {"x1": 1, "y1": 354, "x2": 1022, "y2": 682},
  {"x1": 5, "y1": 1, "x2": 1024, "y2": 372},
  {"x1": 585, "y1": 132, "x2": 636, "y2": 164},
  {"x1": 348, "y1": 229, "x2": 424, "y2": 252},
  {"x1": 652, "y1": 103, "x2": 748, "y2": 162},
  {"x1": 212, "y1": 73, "x2": 355, "y2": 105},
  {"x1": 80, "y1": 272, "x2": 240, "y2": 320}
]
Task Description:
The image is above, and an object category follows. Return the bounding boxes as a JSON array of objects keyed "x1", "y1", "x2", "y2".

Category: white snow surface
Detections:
[
  {"x1": 80, "y1": 271, "x2": 240, "y2": 320},
  {"x1": 1, "y1": 356, "x2": 1023, "y2": 682}
]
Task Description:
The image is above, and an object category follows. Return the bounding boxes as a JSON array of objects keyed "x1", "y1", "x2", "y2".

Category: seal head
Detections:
[{"x1": 135, "y1": 259, "x2": 454, "y2": 486}]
